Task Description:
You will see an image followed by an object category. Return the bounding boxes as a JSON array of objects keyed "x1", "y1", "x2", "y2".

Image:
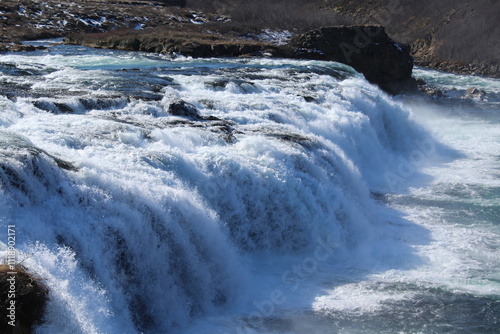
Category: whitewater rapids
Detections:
[{"x1": 0, "y1": 41, "x2": 498, "y2": 333}]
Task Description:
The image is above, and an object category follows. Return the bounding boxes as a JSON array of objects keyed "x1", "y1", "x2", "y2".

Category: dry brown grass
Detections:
[
  {"x1": 322, "y1": 0, "x2": 500, "y2": 66},
  {"x1": 187, "y1": 0, "x2": 354, "y2": 33}
]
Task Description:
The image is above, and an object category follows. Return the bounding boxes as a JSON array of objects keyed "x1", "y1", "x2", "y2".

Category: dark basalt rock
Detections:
[
  {"x1": 78, "y1": 97, "x2": 130, "y2": 111},
  {"x1": 33, "y1": 100, "x2": 74, "y2": 114},
  {"x1": 0, "y1": 265, "x2": 49, "y2": 334},
  {"x1": 167, "y1": 100, "x2": 201, "y2": 119},
  {"x1": 302, "y1": 95, "x2": 316, "y2": 102},
  {"x1": 289, "y1": 26, "x2": 416, "y2": 94},
  {"x1": 204, "y1": 79, "x2": 258, "y2": 93}
]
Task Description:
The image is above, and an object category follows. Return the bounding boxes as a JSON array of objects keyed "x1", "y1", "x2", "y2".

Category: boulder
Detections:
[
  {"x1": 289, "y1": 26, "x2": 416, "y2": 94},
  {"x1": 0, "y1": 265, "x2": 49, "y2": 333},
  {"x1": 167, "y1": 100, "x2": 201, "y2": 119},
  {"x1": 424, "y1": 87, "x2": 445, "y2": 98},
  {"x1": 464, "y1": 86, "x2": 487, "y2": 99}
]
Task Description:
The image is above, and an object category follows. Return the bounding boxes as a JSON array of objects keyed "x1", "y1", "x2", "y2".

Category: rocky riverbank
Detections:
[
  {"x1": 63, "y1": 25, "x2": 282, "y2": 58},
  {"x1": 1, "y1": 0, "x2": 497, "y2": 86},
  {"x1": 0, "y1": 0, "x2": 224, "y2": 44},
  {"x1": 63, "y1": 24, "x2": 415, "y2": 94}
]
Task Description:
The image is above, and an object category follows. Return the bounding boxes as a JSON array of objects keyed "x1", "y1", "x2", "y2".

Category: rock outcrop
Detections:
[
  {"x1": 322, "y1": 0, "x2": 500, "y2": 78},
  {"x1": 167, "y1": 100, "x2": 201, "y2": 119},
  {"x1": 289, "y1": 26, "x2": 415, "y2": 93},
  {"x1": 1, "y1": 0, "x2": 498, "y2": 79},
  {"x1": 0, "y1": 265, "x2": 49, "y2": 333}
]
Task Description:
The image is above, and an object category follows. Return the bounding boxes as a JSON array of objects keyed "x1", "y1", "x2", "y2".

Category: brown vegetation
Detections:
[
  {"x1": 186, "y1": 0, "x2": 353, "y2": 33},
  {"x1": 322, "y1": 0, "x2": 500, "y2": 77},
  {"x1": 0, "y1": 0, "x2": 204, "y2": 43},
  {"x1": 1, "y1": 0, "x2": 498, "y2": 77}
]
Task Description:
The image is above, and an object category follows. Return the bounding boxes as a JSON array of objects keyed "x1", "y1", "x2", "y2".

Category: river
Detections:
[{"x1": 0, "y1": 40, "x2": 499, "y2": 333}]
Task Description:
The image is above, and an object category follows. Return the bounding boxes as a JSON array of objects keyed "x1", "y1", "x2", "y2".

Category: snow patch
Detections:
[{"x1": 253, "y1": 29, "x2": 294, "y2": 46}]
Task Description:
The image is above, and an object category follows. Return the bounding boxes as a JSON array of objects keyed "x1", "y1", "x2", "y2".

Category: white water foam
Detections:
[{"x1": 1, "y1": 47, "x2": 498, "y2": 333}]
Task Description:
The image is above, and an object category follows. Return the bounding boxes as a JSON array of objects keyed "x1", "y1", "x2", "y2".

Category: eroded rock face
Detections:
[{"x1": 290, "y1": 26, "x2": 415, "y2": 93}]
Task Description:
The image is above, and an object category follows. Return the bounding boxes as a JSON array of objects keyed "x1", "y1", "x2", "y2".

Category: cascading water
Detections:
[{"x1": 0, "y1": 41, "x2": 498, "y2": 333}]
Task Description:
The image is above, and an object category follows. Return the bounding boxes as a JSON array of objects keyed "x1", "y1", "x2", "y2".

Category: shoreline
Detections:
[
  {"x1": 3, "y1": 25, "x2": 418, "y2": 95},
  {"x1": 1, "y1": 0, "x2": 498, "y2": 80},
  {"x1": 3, "y1": 37, "x2": 496, "y2": 84}
]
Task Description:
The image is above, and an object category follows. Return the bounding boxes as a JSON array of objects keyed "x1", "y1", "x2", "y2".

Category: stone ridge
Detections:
[{"x1": 63, "y1": 27, "x2": 283, "y2": 58}]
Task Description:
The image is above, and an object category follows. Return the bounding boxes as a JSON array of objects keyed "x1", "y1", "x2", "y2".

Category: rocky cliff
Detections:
[
  {"x1": 0, "y1": 0, "x2": 417, "y2": 93},
  {"x1": 63, "y1": 25, "x2": 415, "y2": 93}
]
